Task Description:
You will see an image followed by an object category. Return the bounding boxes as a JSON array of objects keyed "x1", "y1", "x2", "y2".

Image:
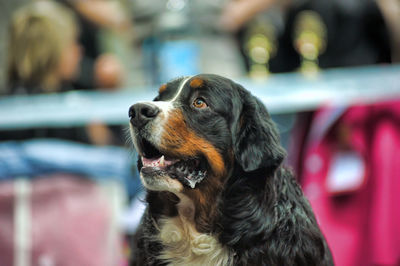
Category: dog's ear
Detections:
[{"x1": 231, "y1": 87, "x2": 286, "y2": 172}]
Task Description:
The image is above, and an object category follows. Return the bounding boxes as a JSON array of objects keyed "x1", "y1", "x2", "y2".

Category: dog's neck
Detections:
[
  {"x1": 175, "y1": 192, "x2": 195, "y2": 221},
  {"x1": 156, "y1": 192, "x2": 234, "y2": 266}
]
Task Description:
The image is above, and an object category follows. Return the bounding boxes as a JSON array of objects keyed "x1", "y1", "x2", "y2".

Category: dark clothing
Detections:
[
  {"x1": 238, "y1": 0, "x2": 392, "y2": 73},
  {"x1": 274, "y1": 0, "x2": 391, "y2": 72},
  {"x1": 57, "y1": 0, "x2": 100, "y2": 90},
  {"x1": 0, "y1": 126, "x2": 90, "y2": 143},
  {"x1": 1, "y1": 84, "x2": 90, "y2": 144}
]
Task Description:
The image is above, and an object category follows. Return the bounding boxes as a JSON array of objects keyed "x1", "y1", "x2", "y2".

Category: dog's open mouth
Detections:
[{"x1": 138, "y1": 138, "x2": 207, "y2": 189}]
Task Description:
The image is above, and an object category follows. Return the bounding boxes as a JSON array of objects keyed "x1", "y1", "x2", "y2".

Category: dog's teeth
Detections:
[{"x1": 160, "y1": 156, "x2": 165, "y2": 167}]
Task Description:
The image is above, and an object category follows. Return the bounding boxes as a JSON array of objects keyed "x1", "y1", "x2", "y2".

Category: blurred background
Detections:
[{"x1": 0, "y1": 0, "x2": 400, "y2": 265}]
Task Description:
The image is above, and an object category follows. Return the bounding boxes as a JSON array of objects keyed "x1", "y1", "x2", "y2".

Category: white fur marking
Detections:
[
  {"x1": 139, "y1": 76, "x2": 192, "y2": 116},
  {"x1": 157, "y1": 217, "x2": 233, "y2": 266},
  {"x1": 171, "y1": 76, "x2": 192, "y2": 102},
  {"x1": 138, "y1": 77, "x2": 192, "y2": 147},
  {"x1": 155, "y1": 194, "x2": 233, "y2": 266},
  {"x1": 130, "y1": 76, "x2": 191, "y2": 125}
]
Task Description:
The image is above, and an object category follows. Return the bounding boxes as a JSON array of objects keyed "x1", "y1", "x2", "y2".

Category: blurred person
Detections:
[
  {"x1": 4, "y1": 0, "x2": 133, "y2": 146},
  {"x1": 1, "y1": 0, "x2": 91, "y2": 143},
  {"x1": 284, "y1": 0, "x2": 392, "y2": 69},
  {"x1": 220, "y1": 0, "x2": 394, "y2": 73},
  {"x1": 2, "y1": 2, "x2": 142, "y2": 207},
  {"x1": 6, "y1": 0, "x2": 81, "y2": 94},
  {"x1": 0, "y1": 3, "x2": 138, "y2": 265},
  {"x1": 376, "y1": 0, "x2": 400, "y2": 62},
  {"x1": 59, "y1": 0, "x2": 132, "y2": 90},
  {"x1": 219, "y1": 0, "x2": 280, "y2": 33},
  {"x1": 58, "y1": 0, "x2": 135, "y2": 146},
  {"x1": 94, "y1": 53, "x2": 125, "y2": 90},
  {"x1": 0, "y1": 0, "x2": 30, "y2": 91}
]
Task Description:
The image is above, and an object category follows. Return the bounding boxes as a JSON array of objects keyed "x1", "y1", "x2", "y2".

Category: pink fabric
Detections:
[
  {"x1": 294, "y1": 101, "x2": 400, "y2": 266},
  {"x1": 0, "y1": 175, "x2": 123, "y2": 266}
]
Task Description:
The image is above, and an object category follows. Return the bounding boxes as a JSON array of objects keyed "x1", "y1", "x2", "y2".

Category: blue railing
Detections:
[{"x1": 1, "y1": 64, "x2": 399, "y2": 130}]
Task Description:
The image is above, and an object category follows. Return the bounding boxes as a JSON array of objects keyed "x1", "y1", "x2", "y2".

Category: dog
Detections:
[{"x1": 129, "y1": 74, "x2": 333, "y2": 266}]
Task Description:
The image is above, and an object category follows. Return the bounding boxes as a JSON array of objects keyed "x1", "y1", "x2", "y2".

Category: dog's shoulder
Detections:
[{"x1": 217, "y1": 167, "x2": 333, "y2": 266}]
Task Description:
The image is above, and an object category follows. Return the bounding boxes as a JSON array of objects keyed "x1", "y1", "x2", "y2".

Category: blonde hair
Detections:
[{"x1": 7, "y1": 0, "x2": 78, "y2": 93}]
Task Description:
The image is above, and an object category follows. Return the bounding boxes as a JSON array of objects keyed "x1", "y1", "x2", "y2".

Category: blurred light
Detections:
[
  {"x1": 166, "y1": 0, "x2": 187, "y2": 12},
  {"x1": 245, "y1": 22, "x2": 277, "y2": 79},
  {"x1": 293, "y1": 10, "x2": 327, "y2": 76},
  {"x1": 306, "y1": 153, "x2": 323, "y2": 174}
]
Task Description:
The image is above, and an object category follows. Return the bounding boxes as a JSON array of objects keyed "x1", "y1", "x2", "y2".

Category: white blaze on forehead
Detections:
[
  {"x1": 135, "y1": 76, "x2": 192, "y2": 115},
  {"x1": 130, "y1": 76, "x2": 192, "y2": 148},
  {"x1": 171, "y1": 76, "x2": 192, "y2": 102},
  {"x1": 152, "y1": 76, "x2": 192, "y2": 113}
]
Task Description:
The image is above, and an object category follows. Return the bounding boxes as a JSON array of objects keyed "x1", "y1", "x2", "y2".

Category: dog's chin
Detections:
[{"x1": 140, "y1": 167, "x2": 184, "y2": 193}]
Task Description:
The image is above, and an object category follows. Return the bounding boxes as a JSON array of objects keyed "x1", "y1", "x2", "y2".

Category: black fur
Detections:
[
  {"x1": 217, "y1": 167, "x2": 332, "y2": 265},
  {"x1": 232, "y1": 87, "x2": 286, "y2": 172},
  {"x1": 130, "y1": 74, "x2": 334, "y2": 266}
]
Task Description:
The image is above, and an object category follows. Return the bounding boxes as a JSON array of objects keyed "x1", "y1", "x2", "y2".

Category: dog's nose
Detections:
[{"x1": 129, "y1": 103, "x2": 160, "y2": 128}]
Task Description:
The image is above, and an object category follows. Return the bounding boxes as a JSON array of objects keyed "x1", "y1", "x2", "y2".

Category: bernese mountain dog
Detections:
[{"x1": 128, "y1": 74, "x2": 333, "y2": 266}]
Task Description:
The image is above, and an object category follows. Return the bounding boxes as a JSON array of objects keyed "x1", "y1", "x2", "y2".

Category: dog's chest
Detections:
[{"x1": 157, "y1": 216, "x2": 233, "y2": 266}]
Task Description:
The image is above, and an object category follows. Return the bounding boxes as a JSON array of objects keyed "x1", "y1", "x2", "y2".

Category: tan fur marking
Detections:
[
  {"x1": 160, "y1": 110, "x2": 225, "y2": 176},
  {"x1": 158, "y1": 109, "x2": 230, "y2": 232},
  {"x1": 190, "y1": 78, "x2": 204, "y2": 88},
  {"x1": 159, "y1": 84, "x2": 167, "y2": 93}
]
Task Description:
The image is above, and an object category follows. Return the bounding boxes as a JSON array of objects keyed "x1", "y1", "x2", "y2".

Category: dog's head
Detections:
[{"x1": 129, "y1": 74, "x2": 285, "y2": 194}]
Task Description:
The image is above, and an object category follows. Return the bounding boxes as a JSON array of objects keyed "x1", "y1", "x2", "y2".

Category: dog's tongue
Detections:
[{"x1": 142, "y1": 156, "x2": 177, "y2": 168}]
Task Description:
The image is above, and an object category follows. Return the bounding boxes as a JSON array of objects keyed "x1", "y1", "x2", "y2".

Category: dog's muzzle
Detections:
[{"x1": 129, "y1": 103, "x2": 160, "y2": 128}]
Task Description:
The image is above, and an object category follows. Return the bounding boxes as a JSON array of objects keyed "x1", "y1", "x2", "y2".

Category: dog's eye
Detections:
[{"x1": 192, "y1": 97, "x2": 208, "y2": 109}]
